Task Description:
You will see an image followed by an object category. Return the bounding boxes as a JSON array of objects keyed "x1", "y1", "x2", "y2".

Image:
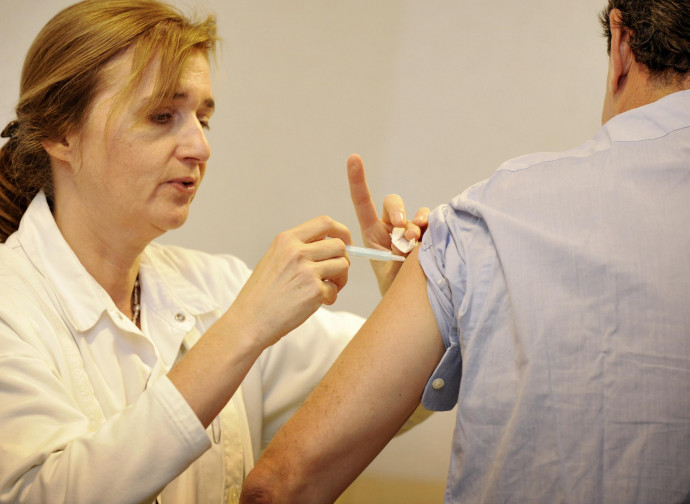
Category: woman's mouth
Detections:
[{"x1": 166, "y1": 177, "x2": 197, "y2": 193}]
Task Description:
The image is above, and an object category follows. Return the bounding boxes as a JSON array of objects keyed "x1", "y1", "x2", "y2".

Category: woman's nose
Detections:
[{"x1": 178, "y1": 118, "x2": 211, "y2": 163}]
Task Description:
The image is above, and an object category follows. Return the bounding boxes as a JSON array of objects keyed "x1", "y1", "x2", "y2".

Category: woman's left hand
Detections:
[{"x1": 346, "y1": 153, "x2": 430, "y2": 295}]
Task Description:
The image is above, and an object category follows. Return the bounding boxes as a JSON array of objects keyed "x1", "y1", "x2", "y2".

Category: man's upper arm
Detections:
[{"x1": 241, "y1": 248, "x2": 445, "y2": 504}]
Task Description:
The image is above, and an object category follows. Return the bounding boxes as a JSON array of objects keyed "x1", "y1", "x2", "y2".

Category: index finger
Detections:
[
  {"x1": 291, "y1": 215, "x2": 353, "y2": 246},
  {"x1": 347, "y1": 153, "x2": 380, "y2": 231}
]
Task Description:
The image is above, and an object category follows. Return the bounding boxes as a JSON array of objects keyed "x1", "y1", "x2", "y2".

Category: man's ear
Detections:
[{"x1": 608, "y1": 9, "x2": 635, "y2": 96}]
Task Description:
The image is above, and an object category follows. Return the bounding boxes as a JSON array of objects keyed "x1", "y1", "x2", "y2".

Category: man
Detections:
[{"x1": 240, "y1": 1, "x2": 690, "y2": 502}]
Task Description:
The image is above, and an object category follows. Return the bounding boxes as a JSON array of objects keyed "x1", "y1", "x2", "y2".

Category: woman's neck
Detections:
[{"x1": 52, "y1": 197, "x2": 147, "y2": 319}]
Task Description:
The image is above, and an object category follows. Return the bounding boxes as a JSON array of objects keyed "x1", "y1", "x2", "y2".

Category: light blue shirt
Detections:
[{"x1": 419, "y1": 90, "x2": 690, "y2": 503}]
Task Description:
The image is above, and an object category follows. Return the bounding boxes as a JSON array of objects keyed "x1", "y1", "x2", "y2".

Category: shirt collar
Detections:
[{"x1": 605, "y1": 88, "x2": 690, "y2": 142}]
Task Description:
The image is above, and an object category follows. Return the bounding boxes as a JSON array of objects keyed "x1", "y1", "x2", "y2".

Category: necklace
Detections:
[{"x1": 132, "y1": 276, "x2": 141, "y2": 325}]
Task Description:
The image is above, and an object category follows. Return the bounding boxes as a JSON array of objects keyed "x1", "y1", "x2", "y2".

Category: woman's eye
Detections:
[
  {"x1": 199, "y1": 119, "x2": 211, "y2": 130},
  {"x1": 151, "y1": 112, "x2": 173, "y2": 124}
]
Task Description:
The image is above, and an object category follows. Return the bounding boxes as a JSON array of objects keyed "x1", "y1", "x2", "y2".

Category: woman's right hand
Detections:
[
  {"x1": 169, "y1": 215, "x2": 352, "y2": 428},
  {"x1": 227, "y1": 215, "x2": 352, "y2": 351}
]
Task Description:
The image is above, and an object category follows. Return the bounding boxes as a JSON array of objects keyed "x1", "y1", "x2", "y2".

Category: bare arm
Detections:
[{"x1": 240, "y1": 247, "x2": 445, "y2": 504}]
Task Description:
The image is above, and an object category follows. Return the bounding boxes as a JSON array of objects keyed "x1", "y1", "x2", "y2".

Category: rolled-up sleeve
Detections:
[{"x1": 418, "y1": 201, "x2": 472, "y2": 412}]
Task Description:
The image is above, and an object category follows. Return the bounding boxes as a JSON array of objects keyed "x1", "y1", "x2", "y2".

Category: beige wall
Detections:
[{"x1": 1, "y1": 0, "x2": 608, "y2": 500}]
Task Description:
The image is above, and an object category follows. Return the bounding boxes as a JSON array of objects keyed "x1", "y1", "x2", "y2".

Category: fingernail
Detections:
[{"x1": 393, "y1": 211, "x2": 404, "y2": 224}]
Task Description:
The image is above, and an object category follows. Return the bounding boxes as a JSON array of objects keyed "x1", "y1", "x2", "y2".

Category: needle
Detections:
[{"x1": 346, "y1": 245, "x2": 405, "y2": 262}]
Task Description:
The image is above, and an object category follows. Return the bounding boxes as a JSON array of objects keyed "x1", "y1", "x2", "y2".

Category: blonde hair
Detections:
[{"x1": 0, "y1": 0, "x2": 217, "y2": 242}]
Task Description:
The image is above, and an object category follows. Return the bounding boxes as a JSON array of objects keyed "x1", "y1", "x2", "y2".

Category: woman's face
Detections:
[{"x1": 56, "y1": 48, "x2": 214, "y2": 242}]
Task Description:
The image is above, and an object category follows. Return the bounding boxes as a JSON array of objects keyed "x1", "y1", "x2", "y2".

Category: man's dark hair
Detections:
[{"x1": 599, "y1": 0, "x2": 690, "y2": 80}]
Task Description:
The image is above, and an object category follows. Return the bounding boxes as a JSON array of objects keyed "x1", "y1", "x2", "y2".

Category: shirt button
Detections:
[
  {"x1": 432, "y1": 378, "x2": 445, "y2": 390},
  {"x1": 228, "y1": 486, "x2": 240, "y2": 504},
  {"x1": 116, "y1": 312, "x2": 123, "y2": 320},
  {"x1": 175, "y1": 312, "x2": 186, "y2": 322}
]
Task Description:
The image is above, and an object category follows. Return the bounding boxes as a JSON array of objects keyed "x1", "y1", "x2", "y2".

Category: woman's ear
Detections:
[
  {"x1": 42, "y1": 130, "x2": 82, "y2": 173},
  {"x1": 42, "y1": 137, "x2": 73, "y2": 163}
]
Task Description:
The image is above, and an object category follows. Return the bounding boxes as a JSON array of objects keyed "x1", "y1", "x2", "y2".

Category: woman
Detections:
[{"x1": 0, "y1": 1, "x2": 426, "y2": 503}]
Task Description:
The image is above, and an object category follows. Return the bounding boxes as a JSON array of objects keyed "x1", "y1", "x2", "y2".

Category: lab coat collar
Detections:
[
  {"x1": 15, "y1": 192, "x2": 219, "y2": 335},
  {"x1": 16, "y1": 192, "x2": 113, "y2": 332},
  {"x1": 139, "y1": 242, "x2": 222, "y2": 340}
]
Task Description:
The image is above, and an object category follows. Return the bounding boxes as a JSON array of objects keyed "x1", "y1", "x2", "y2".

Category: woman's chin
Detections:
[{"x1": 158, "y1": 207, "x2": 191, "y2": 232}]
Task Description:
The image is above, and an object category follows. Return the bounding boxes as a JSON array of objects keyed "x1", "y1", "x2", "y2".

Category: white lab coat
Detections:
[{"x1": 0, "y1": 192, "x2": 363, "y2": 504}]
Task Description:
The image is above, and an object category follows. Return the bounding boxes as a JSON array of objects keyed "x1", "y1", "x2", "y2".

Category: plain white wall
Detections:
[{"x1": 1, "y1": 0, "x2": 608, "y2": 483}]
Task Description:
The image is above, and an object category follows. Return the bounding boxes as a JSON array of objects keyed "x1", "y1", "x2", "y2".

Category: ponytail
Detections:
[
  {"x1": 0, "y1": 137, "x2": 22, "y2": 242},
  {"x1": 0, "y1": 120, "x2": 52, "y2": 243}
]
